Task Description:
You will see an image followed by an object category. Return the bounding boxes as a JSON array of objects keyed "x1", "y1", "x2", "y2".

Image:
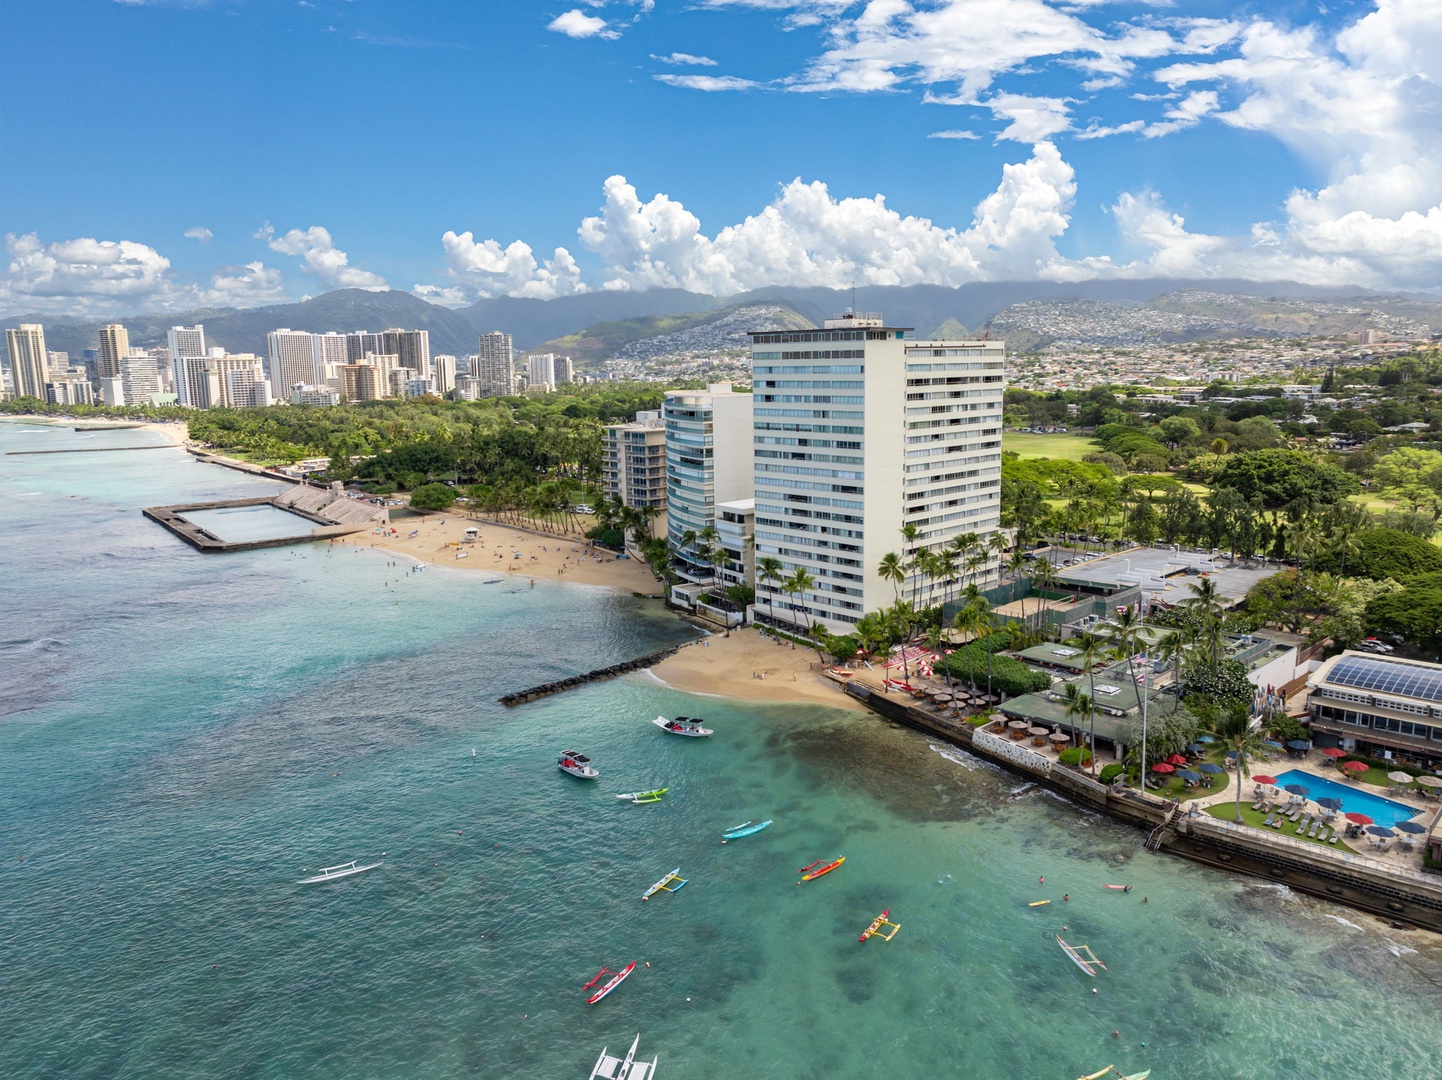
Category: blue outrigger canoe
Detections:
[{"x1": 721, "y1": 819, "x2": 773, "y2": 842}]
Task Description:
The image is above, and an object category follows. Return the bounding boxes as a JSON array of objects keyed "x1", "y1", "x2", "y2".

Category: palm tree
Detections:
[
  {"x1": 783, "y1": 568, "x2": 815, "y2": 633},
  {"x1": 952, "y1": 602, "x2": 986, "y2": 691},
  {"x1": 1030, "y1": 558, "x2": 1059, "y2": 635},
  {"x1": 878, "y1": 552, "x2": 905, "y2": 605},
  {"x1": 899, "y1": 523, "x2": 920, "y2": 601},
  {"x1": 757, "y1": 556, "x2": 784, "y2": 628},
  {"x1": 1061, "y1": 682, "x2": 1092, "y2": 770},
  {"x1": 1213, "y1": 703, "x2": 1269, "y2": 823},
  {"x1": 1075, "y1": 631, "x2": 1106, "y2": 776},
  {"x1": 1181, "y1": 577, "x2": 1230, "y2": 671},
  {"x1": 1104, "y1": 606, "x2": 1148, "y2": 784},
  {"x1": 925, "y1": 623, "x2": 955, "y2": 698}
]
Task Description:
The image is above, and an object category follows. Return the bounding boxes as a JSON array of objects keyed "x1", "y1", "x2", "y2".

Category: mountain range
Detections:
[{"x1": 6, "y1": 280, "x2": 1438, "y2": 362}]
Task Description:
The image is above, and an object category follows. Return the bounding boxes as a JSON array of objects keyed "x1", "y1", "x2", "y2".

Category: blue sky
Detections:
[{"x1": 2, "y1": 0, "x2": 1438, "y2": 315}]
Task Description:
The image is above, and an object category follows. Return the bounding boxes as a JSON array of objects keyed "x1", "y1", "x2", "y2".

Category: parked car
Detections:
[{"x1": 1363, "y1": 638, "x2": 1395, "y2": 653}]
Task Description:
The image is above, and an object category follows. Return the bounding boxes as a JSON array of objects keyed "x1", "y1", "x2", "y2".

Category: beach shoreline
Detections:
[
  {"x1": 335, "y1": 512, "x2": 665, "y2": 593},
  {"x1": 647, "y1": 626, "x2": 866, "y2": 711},
  {"x1": 0, "y1": 414, "x2": 188, "y2": 447}
]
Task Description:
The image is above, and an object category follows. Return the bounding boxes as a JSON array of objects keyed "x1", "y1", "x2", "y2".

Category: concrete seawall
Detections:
[
  {"x1": 846, "y1": 682, "x2": 1442, "y2": 932},
  {"x1": 143, "y1": 497, "x2": 370, "y2": 553}
]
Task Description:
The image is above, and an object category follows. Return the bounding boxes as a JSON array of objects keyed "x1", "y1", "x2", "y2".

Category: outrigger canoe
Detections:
[
  {"x1": 858, "y1": 908, "x2": 901, "y2": 942},
  {"x1": 797, "y1": 857, "x2": 845, "y2": 883},
  {"x1": 1078, "y1": 1068, "x2": 1149, "y2": 1080},
  {"x1": 617, "y1": 788, "x2": 668, "y2": 804},
  {"x1": 297, "y1": 858, "x2": 383, "y2": 884},
  {"x1": 1103, "y1": 884, "x2": 1132, "y2": 892},
  {"x1": 583, "y1": 961, "x2": 637, "y2": 1005},
  {"x1": 641, "y1": 868, "x2": 687, "y2": 900},
  {"x1": 1056, "y1": 935, "x2": 1107, "y2": 976},
  {"x1": 721, "y1": 819, "x2": 772, "y2": 842}
]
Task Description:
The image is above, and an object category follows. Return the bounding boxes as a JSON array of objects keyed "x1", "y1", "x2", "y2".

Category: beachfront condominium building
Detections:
[
  {"x1": 556, "y1": 356, "x2": 573, "y2": 385},
  {"x1": 46, "y1": 378, "x2": 95, "y2": 406},
  {"x1": 339, "y1": 363, "x2": 384, "y2": 402},
  {"x1": 5, "y1": 324, "x2": 50, "y2": 400},
  {"x1": 313, "y1": 332, "x2": 350, "y2": 371},
  {"x1": 118, "y1": 355, "x2": 163, "y2": 406},
  {"x1": 453, "y1": 374, "x2": 482, "y2": 401},
  {"x1": 433, "y1": 354, "x2": 457, "y2": 397},
  {"x1": 714, "y1": 498, "x2": 756, "y2": 593},
  {"x1": 528, "y1": 352, "x2": 556, "y2": 392},
  {"x1": 475, "y1": 331, "x2": 514, "y2": 397},
  {"x1": 267, "y1": 329, "x2": 320, "y2": 390},
  {"x1": 97, "y1": 324, "x2": 130, "y2": 380},
  {"x1": 748, "y1": 312, "x2": 1005, "y2": 631},
  {"x1": 663, "y1": 383, "x2": 754, "y2": 582},
  {"x1": 603, "y1": 410, "x2": 668, "y2": 519}
]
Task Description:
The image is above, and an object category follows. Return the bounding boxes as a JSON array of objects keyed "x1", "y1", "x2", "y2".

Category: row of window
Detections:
[
  {"x1": 755, "y1": 529, "x2": 862, "y2": 556},
  {"x1": 904, "y1": 360, "x2": 1004, "y2": 371},
  {"x1": 756, "y1": 462, "x2": 864, "y2": 481},
  {"x1": 1315, "y1": 704, "x2": 1442, "y2": 740},
  {"x1": 751, "y1": 331, "x2": 869, "y2": 343},
  {"x1": 1318, "y1": 687, "x2": 1438, "y2": 718},
  {"x1": 753, "y1": 365, "x2": 864, "y2": 375},
  {"x1": 756, "y1": 395, "x2": 865, "y2": 405},
  {"x1": 754, "y1": 408, "x2": 864, "y2": 420},
  {"x1": 756, "y1": 380, "x2": 865, "y2": 390},
  {"x1": 753, "y1": 350, "x2": 866, "y2": 361},
  {"x1": 756, "y1": 422, "x2": 864, "y2": 435},
  {"x1": 755, "y1": 436, "x2": 863, "y2": 450},
  {"x1": 755, "y1": 450, "x2": 864, "y2": 466}
]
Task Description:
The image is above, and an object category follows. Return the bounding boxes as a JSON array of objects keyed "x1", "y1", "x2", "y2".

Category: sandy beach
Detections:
[
  {"x1": 648, "y1": 626, "x2": 866, "y2": 711},
  {"x1": 338, "y1": 512, "x2": 665, "y2": 592},
  {"x1": 1, "y1": 415, "x2": 189, "y2": 447}
]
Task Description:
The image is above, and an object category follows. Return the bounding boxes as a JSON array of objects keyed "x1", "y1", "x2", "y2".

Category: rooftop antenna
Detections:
[{"x1": 849, "y1": 282, "x2": 856, "y2": 317}]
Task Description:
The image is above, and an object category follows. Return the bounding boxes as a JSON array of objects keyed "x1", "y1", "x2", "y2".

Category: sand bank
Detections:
[
  {"x1": 338, "y1": 513, "x2": 664, "y2": 592},
  {"x1": 648, "y1": 626, "x2": 865, "y2": 711}
]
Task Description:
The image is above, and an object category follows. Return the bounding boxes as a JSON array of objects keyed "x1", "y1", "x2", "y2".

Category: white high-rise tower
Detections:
[{"x1": 5, "y1": 324, "x2": 50, "y2": 400}]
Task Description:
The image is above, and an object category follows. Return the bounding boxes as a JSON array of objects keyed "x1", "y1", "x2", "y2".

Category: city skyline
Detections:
[{"x1": 2, "y1": 1, "x2": 1438, "y2": 318}]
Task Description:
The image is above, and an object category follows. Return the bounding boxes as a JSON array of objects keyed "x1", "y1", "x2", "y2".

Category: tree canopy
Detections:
[{"x1": 1210, "y1": 448, "x2": 1360, "y2": 509}]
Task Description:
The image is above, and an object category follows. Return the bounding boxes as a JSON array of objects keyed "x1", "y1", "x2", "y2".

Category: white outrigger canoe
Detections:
[
  {"x1": 297, "y1": 858, "x2": 383, "y2": 884},
  {"x1": 590, "y1": 1033, "x2": 657, "y2": 1079},
  {"x1": 652, "y1": 715, "x2": 713, "y2": 737}
]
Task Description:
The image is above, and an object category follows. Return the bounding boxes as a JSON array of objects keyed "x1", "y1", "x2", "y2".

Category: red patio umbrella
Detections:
[
  {"x1": 1340, "y1": 760, "x2": 1368, "y2": 773},
  {"x1": 1251, "y1": 775, "x2": 1277, "y2": 786},
  {"x1": 1344, "y1": 812, "x2": 1373, "y2": 825},
  {"x1": 1166, "y1": 753, "x2": 1189, "y2": 765},
  {"x1": 1320, "y1": 748, "x2": 1346, "y2": 758},
  {"x1": 1151, "y1": 762, "x2": 1175, "y2": 774}
]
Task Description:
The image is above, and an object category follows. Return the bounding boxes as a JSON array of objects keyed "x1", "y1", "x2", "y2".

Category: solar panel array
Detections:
[{"x1": 1327, "y1": 655, "x2": 1442, "y2": 704}]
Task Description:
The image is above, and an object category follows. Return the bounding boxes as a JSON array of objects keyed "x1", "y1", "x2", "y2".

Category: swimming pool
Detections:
[{"x1": 1270, "y1": 769, "x2": 1419, "y2": 827}]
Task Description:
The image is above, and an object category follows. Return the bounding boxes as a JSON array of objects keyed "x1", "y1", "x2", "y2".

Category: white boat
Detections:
[
  {"x1": 559, "y1": 751, "x2": 599, "y2": 779},
  {"x1": 652, "y1": 715, "x2": 713, "y2": 738},
  {"x1": 297, "y1": 858, "x2": 383, "y2": 884},
  {"x1": 590, "y1": 1033, "x2": 656, "y2": 1079}
]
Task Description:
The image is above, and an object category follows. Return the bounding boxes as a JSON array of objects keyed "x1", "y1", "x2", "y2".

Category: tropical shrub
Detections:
[
  {"x1": 409, "y1": 483, "x2": 457, "y2": 511},
  {"x1": 1313, "y1": 528, "x2": 1442, "y2": 581},
  {"x1": 1099, "y1": 763, "x2": 1125, "y2": 784},
  {"x1": 1058, "y1": 747, "x2": 1093, "y2": 768}
]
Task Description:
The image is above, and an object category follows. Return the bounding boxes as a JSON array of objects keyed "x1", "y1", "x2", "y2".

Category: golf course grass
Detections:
[{"x1": 1003, "y1": 431, "x2": 1099, "y2": 461}]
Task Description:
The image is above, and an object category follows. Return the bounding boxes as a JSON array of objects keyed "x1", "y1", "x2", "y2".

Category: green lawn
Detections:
[
  {"x1": 1003, "y1": 431, "x2": 1099, "y2": 461},
  {"x1": 1205, "y1": 802, "x2": 1359, "y2": 852}
]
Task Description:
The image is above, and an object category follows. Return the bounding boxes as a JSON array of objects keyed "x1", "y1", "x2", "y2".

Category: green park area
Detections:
[{"x1": 1002, "y1": 431, "x2": 1098, "y2": 461}]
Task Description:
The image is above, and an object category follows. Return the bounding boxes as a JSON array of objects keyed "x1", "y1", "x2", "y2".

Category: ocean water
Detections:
[{"x1": 4, "y1": 420, "x2": 1441, "y2": 1080}]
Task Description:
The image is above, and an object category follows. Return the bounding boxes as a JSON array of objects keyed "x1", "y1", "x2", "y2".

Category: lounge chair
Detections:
[
  {"x1": 1327, "y1": 832, "x2": 1339, "y2": 844},
  {"x1": 1295, "y1": 815, "x2": 1311, "y2": 834},
  {"x1": 1251, "y1": 799, "x2": 1265, "y2": 811},
  {"x1": 1262, "y1": 815, "x2": 1275, "y2": 827},
  {"x1": 1307, "y1": 821, "x2": 1321, "y2": 838},
  {"x1": 1272, "y1": 817, "x2": 1285, "y2": 828}
]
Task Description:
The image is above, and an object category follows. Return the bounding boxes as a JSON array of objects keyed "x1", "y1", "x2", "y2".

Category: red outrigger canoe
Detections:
[
  {"x1": 797, "y1": 856, "x2": 845, "y2": 883},
  {"x1": 583, "y1": 961, "x2": 637, "y2": 1005}
]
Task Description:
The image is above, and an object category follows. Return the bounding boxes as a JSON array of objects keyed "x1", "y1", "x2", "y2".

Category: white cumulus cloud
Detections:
[
  {"x1": 430, "y1": 231, "x2": 587, "y2": 301},
  {"x1": 548, "y1": 9, "x2": 618, "y2": 40},
  {"x1": 204, "y1": 261, "x2": 287, "y2": 306},
  {"x1": 1, "y1": 232, "x2": 177, "y2": 315},
  {"x1": 183, "y1": 226, "x2": 213, "y2": 243},
  {"x1": 652, "y1": 52, "x2": 717, "y2": 66},
  {"x1": 654, "y1": 74, "x2": 762, "y2": 91},
  {"x1": 266, "y1": 226, "x2": 388, "y2": 290}
]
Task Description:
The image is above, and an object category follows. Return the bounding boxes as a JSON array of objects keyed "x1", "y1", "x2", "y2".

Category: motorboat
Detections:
[
  {"x1": 590, "y1": 1033, "x2": 657, "y2": 1079},
  {"x1": 297, "y1": 858, "x2": 383, "y2": 884},
  {"x1": 652, "y1": 715, "x2": 713, "y2": 737},
  {"x1": 559, "y1": 751, "x2": 599, "y2": 779}
]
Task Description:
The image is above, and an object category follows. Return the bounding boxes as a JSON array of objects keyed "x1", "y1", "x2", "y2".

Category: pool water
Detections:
[{"x1": 1270, "y1": 769, "x2": 1420, "y2": 827}]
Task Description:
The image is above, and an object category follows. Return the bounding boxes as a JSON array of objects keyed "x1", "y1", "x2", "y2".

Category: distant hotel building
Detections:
[
  {"x1": 289, "y1": 383, "x2": 341, "y2": 407},
  {"x1": 168, "y1": 325, "x2": 209, "y2": 407},
  {"x1": 433, "y1": 354, "x2": 457, "y2": 397},
  {"x1": 1306, "y1": 652, "x2": 1442, "y2": 771},
  {"x1": 663, "y1": 383, "x2": 754, "y2": 582},
  {"x1": 5, "y1": 324, "x2": 50, "y2": 400},
  {"x1": 267, "y1": 329, "x2": 320, "y2": 390},
  {"x1": 603, "y1": 410, "x2": 667, "y2": 518},
  {"x1": 97, "y1": 324, "x2": 130, "y2": 381},
  {"x1": 528, "y1": 352, "x2": 557, "y2": 392},
  {"x1": 475, "y1": 332, "x2": 515, "y2": 397},
  {"x1": 748, "y1": 312, "x2": 1004, "y2": 631}
]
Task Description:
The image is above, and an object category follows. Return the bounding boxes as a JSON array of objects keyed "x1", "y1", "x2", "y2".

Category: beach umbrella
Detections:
[
  {"x1": 1366, "y1": 825, "x2": 1396, "y2": 838},
  {"x1": 1340, "y1": 761, "x2": 1368, "y2": 774},
  {"x1": 1176, "y1": 769, "x2": 1202, "y2": 781},
  {"x1": 1247, "y1": 771, "x2": 1273, "y2": 782},
  {"x1": 1197, "y1": 735, "x2": 1215, "y2": 744},
  {"x1": 1048, "y1": 732, "x2": 1070, "y2": 743},
  {"x1": 1320, "y1": 748, "x2": 1346, "y2": 758},
  {"x1": 1263, "y1": 740, "x2": 1285, "y2": 750},
  {"x1": 1225, "y1": 750, "x2": 1239, "y2": 759},
  {"x1": 1166, "y1": 753, "x2": 1189, "y2": 765},
  {"x1": 1286, "y1": 740, "x2": 1310, "y2": 750},
  {"x1": 1344, "y1": 812, "x2": 1373, "y2": 825},
  {"x1": 1151, "y1": 763, "x2": 1175, "y2": 774},
  {"x1": 1387, "y1": 771, "x2": 1412, "y2": 784},
  {"x1": 1188, "y1": 743, "x2": 1205, "y2": 754},
  {"x1": 1029, "y1": 726, "x2": 1050, "y2": 736},
  {"x1": 1317, "y1": 797, "x2": 1344, "y2": 810},
  {"x1": 1416, "y1": 776, "x2": 1442, "y2": 788},
  {"x1": 1395, "y1": 821, "x2": 1426, "y2": 834},
  {"x1": 1008, "y1": 720, "x2": 1030, "y2": 730},
  {"x1": 1284, "y1": 783, "x2": 1310, "y2": 796}
]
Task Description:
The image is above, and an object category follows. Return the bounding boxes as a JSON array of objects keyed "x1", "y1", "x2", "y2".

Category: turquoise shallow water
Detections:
[
  {"x1": 180, "y1": 504, "x2": 318, "y2": 543},
  {"x1": 3, "y1": 420, "x2": 1441, "y2": 1080}
]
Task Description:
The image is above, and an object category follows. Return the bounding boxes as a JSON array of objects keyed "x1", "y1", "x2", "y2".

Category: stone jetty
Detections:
[{"x1": 498, "y1": 643, "x2": 698, "y2": 706}]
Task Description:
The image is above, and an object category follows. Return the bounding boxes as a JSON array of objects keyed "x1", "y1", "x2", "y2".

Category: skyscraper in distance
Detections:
[
  {"x1": 97, "y1": 324, "x2": 130, "y2": 380},
  {"x1": 5, "y1": 324, "x2": 50, "y2": 400},
  {"x1": 168, "y1": 325, "x2": 208, "y2": 407},
  {"x1": 266, "y1": 329, "x2": 320, "y2": 390},
  {"x1": 475, "y1": 331, "x2": 514, "y2": 397}
]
